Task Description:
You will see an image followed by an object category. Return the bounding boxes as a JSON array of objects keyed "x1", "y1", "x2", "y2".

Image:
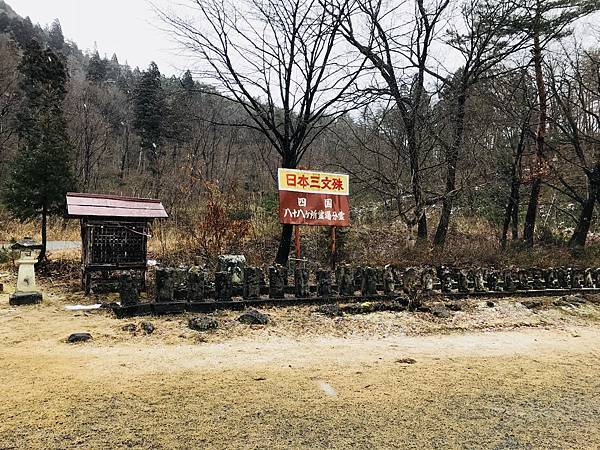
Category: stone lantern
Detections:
[{"x1": 9, "y1": 237, "x2": 43, "y2": 305}]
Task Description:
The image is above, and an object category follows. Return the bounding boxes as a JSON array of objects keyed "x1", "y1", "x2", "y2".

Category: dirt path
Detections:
[{"x1": 2, "y1": 293, "x2": 600, "y2": 449}]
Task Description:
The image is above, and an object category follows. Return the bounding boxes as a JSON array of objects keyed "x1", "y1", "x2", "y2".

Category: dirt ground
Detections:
[{"x1": 2, "y1": 280, "x2": 600, "y2": 449}]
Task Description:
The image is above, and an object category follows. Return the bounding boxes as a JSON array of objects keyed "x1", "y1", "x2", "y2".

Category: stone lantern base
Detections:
[{"x1": 9, "y1": 292, "x2": 42, "y2": 305}]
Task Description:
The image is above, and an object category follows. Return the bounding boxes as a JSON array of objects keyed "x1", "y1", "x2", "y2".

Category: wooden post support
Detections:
[{"x1": 294, "y1": 225, "x2": 301, "y2": 269}]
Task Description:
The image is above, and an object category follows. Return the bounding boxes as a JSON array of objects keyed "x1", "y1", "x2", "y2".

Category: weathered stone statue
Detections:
[
  {"x1": 243, "y1": 267, "x2": 262, "y2": 299},
  {"x1": 316, "y1": 269, "x2": 332, "y2": 297},
  {"x1": 268, "y1": 265, "x2": 286, "y2": 298},
  {"x1": 119, "y1": 274, "x2": 139, "y2": 306},
  {"x1": 173, "y1": 267, "x2": 189, "y2": 301},
  {"x1": 557, "y1": 268, "x2": 569, "y2": 288},
  {"x1": 584, "y1": 268, "x2": 594, "y2": 288},
  {"x1": 353, "y1": 267, "x2": 363, "y2": 291},
  {"x1": 383, "y1": 265, "x2": 396, "y2": 294},
  {"x1": 187, "y1": 266, "x2": 208, "y2": 302},
  {"x1": 294, "y1": 267, "x2": 309, "y2": 298},
  {"x1": 457, "y1": 269, "x2": 470, "y2": 293},
  {"x1": 361, "y1": 266, "x2": 378, "y2": 296},
  {"x1": 420, "y1": 267, "x2": 435, "y2": 292},
  {"x1": 337, "y1": 264, "x2": 355, "y2": 297},
  {"x1": 156, "y1": 267, "x2": 175, "y2": 302},
  {"x1": 218, "y1": 254, "x2": 246, "y2": 285},
  {"x1": 593, "y1": 268, "x2": 600, "y2": 288},
  {"x1": 403, "y1": 267, "x2": 418, "y2": 294},
  {"x1": 571, "y1": 269, "x2": 584, "y2": 289},
  {"x1": 215, "y1": 271, "x2": 233, "y2": 301},
  {"x1": 440, "y1": 266, "x2": 453, "y2": 293},
  {"x1": 517, "y1": 270, "x2": 531, "y2": 291},
  {"x1": 474, "y1": 268, "x2": 486, "y2": 292},
  {"x1": 486, "y1": 270, "x2": 499, "y2": 292},
  {"x1": 503, "y1": 270, "x2": 516, "y2": 292},
  {"x1": 532, "y1": 269, "x2": 545, "y2": 290},
  {"x1": 545, "y1": 268, "x2": 559, "y2": 289}
]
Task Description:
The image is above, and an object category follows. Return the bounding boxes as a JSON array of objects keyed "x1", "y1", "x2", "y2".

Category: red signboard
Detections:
[{"x1": 278, "y1": 168, "x2": 350, "y2": 226}]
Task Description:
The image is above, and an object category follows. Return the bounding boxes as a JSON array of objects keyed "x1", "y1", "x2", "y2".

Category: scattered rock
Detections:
[
  {"x1": 521, "y1": 300, "x2": 543, "y2": 310},
  {"x1": 431, "y1": 305, "x2": 451, "y2": 319},
  {"x1": 314, "y1": 304, "x2": 342, "y2": 317},
  {"x1": 237, "y1": 309, "x2": 269, "y2": 325},
  {"x1": 559, "y1": 294, "x2": 585, "y2": 304},
  {"x1": 140, "y1": 321, "x2": 155, "y2": 335},
  {"x1": 121, "y1": 323, "x2": 137, "y2": 332},
  {"x1": 446, "y1": 301, "x2": 463, "y2": 311},
  {"x1": 188, "y1": 316, "x2": 219, "y2": 332},
  {"x1": 67, "y1": 332, "x2": 92, "y2": 343},
  {"x1": 486, "y1": 301, "x2": 496, "y2": 307},
  {"x1": 395, "y1": 297, "x2": 410, "y2": 308},
  {"x1": 395, "y1": 358, "x2": 417, "y2": 364},
  {"x1": 9, "y1": 292, "x2": 42, "y2": 305}
]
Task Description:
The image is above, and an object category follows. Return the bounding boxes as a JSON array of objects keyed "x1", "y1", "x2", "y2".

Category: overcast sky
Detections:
[
  {"x1": 8, "y1": 0, "x2": 600, "y2": 82},
  {"x1": 9, "y1": 0, "x2": 188, "y2": 75}
]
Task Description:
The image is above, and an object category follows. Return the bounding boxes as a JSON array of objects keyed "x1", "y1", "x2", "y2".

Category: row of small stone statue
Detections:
[{"x1": 122, "y1": 265, "x2": 600, "y2": 305}]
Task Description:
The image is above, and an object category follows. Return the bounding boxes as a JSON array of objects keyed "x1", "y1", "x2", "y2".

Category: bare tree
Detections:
[
  {"x1": 325, "y1": 0, "x2": 450, "y2": 243},
  {"x1": 546, "y1": 47, "x2": 600, "y2": 250},
  {"x1": 156, "y1": 0, "x2": 366, "y2": 264},
  {"x1": 66, "y1": 80, "x2": 112, "y2": 191},
  {"x1": 425, "y1": 0, "x2": 531, "y2": 247}
]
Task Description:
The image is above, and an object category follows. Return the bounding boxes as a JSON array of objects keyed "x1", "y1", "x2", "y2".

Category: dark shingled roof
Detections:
[{"x1": 66, "y1": 192, "x2": 168, "y2": 219}]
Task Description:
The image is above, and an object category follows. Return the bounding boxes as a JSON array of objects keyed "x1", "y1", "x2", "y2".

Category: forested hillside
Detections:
[{"x1": 0, "y1": 0, "x2": 599, "y2": 266}]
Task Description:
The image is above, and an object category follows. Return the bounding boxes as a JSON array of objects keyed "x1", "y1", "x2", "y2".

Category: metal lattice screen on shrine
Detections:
[{"x1": 88, "y1": 222, "x2": 148, "y2": 265}]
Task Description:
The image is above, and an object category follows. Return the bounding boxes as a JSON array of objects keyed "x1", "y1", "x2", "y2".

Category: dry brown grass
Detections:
[
  {"x1": 0, "y1": 208, "x2": 79, "y2": 243},
  {"x1": 2, "y1": 202, "x2": 598, "y2": 271},
  {"x1": 2, "y1": 285, "x2": 600, "y2": 449}
]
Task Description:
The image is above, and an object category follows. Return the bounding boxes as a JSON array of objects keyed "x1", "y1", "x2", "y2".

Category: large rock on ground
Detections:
[
  {"x1": 68, "y1": 332, "x2": 92, "y2": 343},
  {"x1": 9, "y1": 292, "x2": 42, "y2": 305},
  {"x1": 314, "y1": 304, "x2": 343, "y2": 317},
  {"x1": 188, "y1": 316, "x2": 219, "y2": 332},
  {"x1": 431, "y1": 304, "x2": 452, "y2": 319},
  {"x1": 237, "y1": 309, "x2": 269, "y2": 325},
  {"x1": 140, "y1": 321, "x2": 155, "y2": 335}
]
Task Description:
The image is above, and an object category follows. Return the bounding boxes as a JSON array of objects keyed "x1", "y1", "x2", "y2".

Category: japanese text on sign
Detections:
[{"x1": 278, "y1": 168, "x2": 349, "y2": 195}]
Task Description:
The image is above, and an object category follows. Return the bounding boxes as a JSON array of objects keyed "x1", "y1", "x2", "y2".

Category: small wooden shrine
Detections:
[{"x1": 66, "y1": 193, "x2": 168, "y2": 294}]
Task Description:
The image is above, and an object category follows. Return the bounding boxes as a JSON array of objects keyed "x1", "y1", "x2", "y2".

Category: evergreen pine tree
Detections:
[
  {"x1": 48, "y1": 18, "x2": 64, "y2": 52},
  {"x1": 181, "y1": 70, "x2": 194, "y2": 91},
  {"x1": 133, "y1": 61, "x2": 164, "y2": 194},
  {"x1": 2, "y1": 40, "x2": 75, "y2": 263},
  {"x1": 86, "y1": 50, "x2": 106, "y2": 83}
]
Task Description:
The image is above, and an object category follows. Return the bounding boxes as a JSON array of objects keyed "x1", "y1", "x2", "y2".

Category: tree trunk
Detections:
[
  {"x1": 37, "y1": 205, "x2": 47, "y2": 265},
  {"x1": 274, "y1": 224, "x2": 294, "y2": 266},
  {"x1": 569, "y1": 167, "x2": 600, "y2": 251},
  {"x1": 501, "y1": 179, "x2": 521, "y2": 248},
  {"x1": 501, "y1": 121, "x2": 527, "y2": 248},
  {"x1": 523, "y1": 177, "x2": 541, "y2": 247},
  {"x1": 434, "y1": 89, "x2": 467, "y2": 248},
  {"x1": 274, "y1": 153, "x2": 296, "y2": 266},
  {"x1": 523, "y1": 28, "x2": 546, "y2": 248},
  {"x1": 406, "y1": 124, "x2": 428, "y2": 243},
  {"x1": 511, "y1": 189, "x2": 519, "y2": 240}
]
